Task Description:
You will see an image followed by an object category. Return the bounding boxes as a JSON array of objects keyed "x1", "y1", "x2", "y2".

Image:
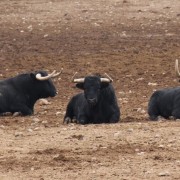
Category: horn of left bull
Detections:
[
  {"x1": 36, "y1": 69, "x2": 63, "y2": 81},
  {"x1": 52, "y1": 68, "x2": 63, "y2": 78},
  {"x1": 175, "y1": 59, "x2": 180, "y2": 77}
]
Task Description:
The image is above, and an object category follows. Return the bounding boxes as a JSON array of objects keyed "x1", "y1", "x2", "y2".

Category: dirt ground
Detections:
[{"x1": 0, "y1": 0, "x2": 180, "y2": 179}]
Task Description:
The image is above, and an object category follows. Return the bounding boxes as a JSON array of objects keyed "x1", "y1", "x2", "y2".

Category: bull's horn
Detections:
[
  {"x1": 36, "y1": 70, "x2": 56, "y2": 81},
  {"x1": 100, "y1": 73, "x2": 113, "y2": 83},
  {"x1": 100, "y1": 78, "x2": 111, "y2": 83},
  {"x1": 73, "y1": 78, "x2": 85, "y2": 83},
  {"x1": 52, "y1": 68, "x2": 63, "y2": 78},
  {"x1": 175, "y1": 59, "x2": 180, "y2": 77},
  {"x1": 104, "y1": 73, "x2": 113, "y2": 82},
  {"x1": 71, "y1": 72, "x2": 85, "y2": 83}
]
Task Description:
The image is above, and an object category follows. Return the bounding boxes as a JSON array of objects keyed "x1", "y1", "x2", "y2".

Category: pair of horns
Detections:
[
  {"x1": 36, "y1": 69, "x2": 63, "y2": 81},
  {"x1": 72, "y1": 72, "x2": 113, "y2": 83}
]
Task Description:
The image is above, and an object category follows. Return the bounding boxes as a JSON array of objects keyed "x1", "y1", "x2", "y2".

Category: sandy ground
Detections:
[{"x1": 0, "y1": 0, "x2": 180, "y2": 179}]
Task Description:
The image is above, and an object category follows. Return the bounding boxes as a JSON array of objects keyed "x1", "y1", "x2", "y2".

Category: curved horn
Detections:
[
  {"x1": 175, "y1": 59, "x2": 180, "y2": 77},
  {"x1": 73, "y1": 78, "x2": 85, "y2": 83},
  {"x1": 71, "y1": 72, "x2": 85, "y2": 83},
  {"x1": 52, "y1": 68, "x2": 63, "y2": 78},
  {"x1": 100, "y1": 78, "x2": 111, "y2": 83},
  {"x1": 36, "y1": 70, "x2": 56, "y2": 81},
  {"x1": 100, "y1": 73, "x2": 113, "y2": 83},
  {"x1": 104, "y1": 73, "x2": 113, "y2": 82}
]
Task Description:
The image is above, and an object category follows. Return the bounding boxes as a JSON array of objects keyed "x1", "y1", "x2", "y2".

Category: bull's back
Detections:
[{"x1": 149, "y1": 87, "x2": 180, "y2": 118}]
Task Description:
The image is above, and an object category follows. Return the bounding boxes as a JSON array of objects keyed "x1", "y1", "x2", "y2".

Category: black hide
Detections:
[
  {"x1": 64, "y1": 76, "x2": 120, "y2": 124},
  {"x1": 0, "y1": 71, "x2": 57, "y2": 115}
]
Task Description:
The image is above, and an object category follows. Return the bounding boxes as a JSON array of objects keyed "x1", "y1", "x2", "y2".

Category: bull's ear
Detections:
[
  {"x1": 76, "y1": 83, "x2": 84, "y2": 90},
  {"x1": 101, "y1": 82, "x2": 110, "y2": 89}
]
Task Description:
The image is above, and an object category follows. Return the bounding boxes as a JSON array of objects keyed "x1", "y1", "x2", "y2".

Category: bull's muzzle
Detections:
[{"x1": 87, "y1": 98, "x2": 97, "y2": 105}]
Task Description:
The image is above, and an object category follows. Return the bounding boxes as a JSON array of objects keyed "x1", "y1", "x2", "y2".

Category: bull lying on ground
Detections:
[
  {"x1": 64, "y1": 74, "x2": 120, "y2": 124},
  {"x1": 148, "y1": 59, "x2": 180, "y2": 120},
  {"x1": 0, "y1": 70, "x2": 61, "y2": 116}
]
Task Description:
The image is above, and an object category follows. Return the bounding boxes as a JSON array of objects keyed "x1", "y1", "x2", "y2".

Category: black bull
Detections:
[
  {"x1": 0, "y1": 70, "x2": 60, "y2": 116},
  {"x1": 64, "y1": 75, "x2": 120, "y2": 124},
  {"x1": 148, "y1": 87, "x2": 180, "y2": 120}
]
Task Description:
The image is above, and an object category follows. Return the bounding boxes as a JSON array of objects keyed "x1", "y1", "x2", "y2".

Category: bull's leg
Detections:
[
  {"x1": 77, "y1": 114, "x2": 88, "y2": 125},
  {"x1": 63, "y1": 117, "x2": 73, "y2": 124},
  {"x1": 148, "y1": 97, "x2": 159, "y2": 121},
  {"x1": 149, "y1": 114, "x2": 159, "y2": 121},
  {"x1": 78, "y1": 119, "x2": 87, "y2": 124},
  {"x1": 109, "y1": 112, "x2": 120, "y2": 123},
  {"x1": 63, "y1": 102, "x2": 74, "y2": 124},
  {"x1": 172, "y1": 109, "x2": 180, "y2": 119},
  {"x1": 10, "y1": 104, "x2": 33, "y2": 116},
  {"x1": 108, "y1": 105, "x2": 120, "y2": 123}
]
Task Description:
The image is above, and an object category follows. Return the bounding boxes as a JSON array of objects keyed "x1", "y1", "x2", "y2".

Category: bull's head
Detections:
[
  {"x1": 30, "y1": 69, "x2": 62, "y2": 98},
  {"x1": 73, "y1": 74, "x2": 112, "y2": 106}
]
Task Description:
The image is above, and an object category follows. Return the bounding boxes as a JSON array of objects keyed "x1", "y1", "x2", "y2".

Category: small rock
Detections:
[
  {"x1": 34, "y1": 127, "x2": 40, "y2": 131},
  {"x1": 44, "y1": 34, "x2": 48, "y2": 37},
  {"x1": 70, "y1": 126, "x2": 76, "y2": 130},
  {"x1": 55, "y1": 112, "x2": 62, "y2": 116},
  {"x1": 41, "y1": 111, "x2": 47, "y2": 115},
  {"x1": 39, "y1": 99, "x2": 51, "y2": 105},
  {"x1": 42, "y1": 120, "x2": 48, "y2": 124},
  {"x1": 155, "y1": 134, "x2": 160, "y2": 138},
  {"x1": 27, "y1": 128, "x2": 33, "y2": 133},
  {"x1": 148, "y1": 82, "x2": 157, "y2": 86},
  {"x1": 158, "y1": 145, "x2": 165, "y2": 148},
  {"x1": 127, "y1": 128, "x2": 133, "y2": 132},
  {"x1": 91, "y1": 157, "x2": 97, "y2": 161},
  {"x1": 118, "y1": 91, "x2": 126, "y2": 95},
  {"x1": 136, "y1": 108, "x2": 146, "y2": 114},
  {"x1": 15, "y1": 132, "x2": 24, "y2": 137},
  {"x1": 0, "y1": 125, "x2": 5, "y2": 129},
  {"x1": 100, "y1": 146, "x2": 107, "y2": 149},
  {"x1": 137, "y1": 77, "x2": 144, "y2": 81},
  {"x1": 94, "y1": 22, "x2": 100, "y2": 27},
  {"x1": 113, "y1": 132, "x2": 122, "y2": 138},
  {"x1": 158, "y1": 171, "x2": 170, "y2": 176},
  {"x1": 137, "y1": 152, "x2": 145, "y2": 155},
  {"x1": 32, "y1": 118, "x2": 40, "y2": 123},
  {"x1": 168, "y1": 139, "x2": 175, "y2": 143}
]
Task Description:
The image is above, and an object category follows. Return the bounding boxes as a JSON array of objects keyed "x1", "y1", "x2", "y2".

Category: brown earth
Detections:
[{"x1": 0, "y1": 0, "x2": 180, "y2": 179}]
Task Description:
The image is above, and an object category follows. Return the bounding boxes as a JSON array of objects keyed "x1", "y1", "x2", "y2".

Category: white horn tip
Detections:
[{"x1": 175, "y1": 59, "x2": 180, "y2": 77}]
